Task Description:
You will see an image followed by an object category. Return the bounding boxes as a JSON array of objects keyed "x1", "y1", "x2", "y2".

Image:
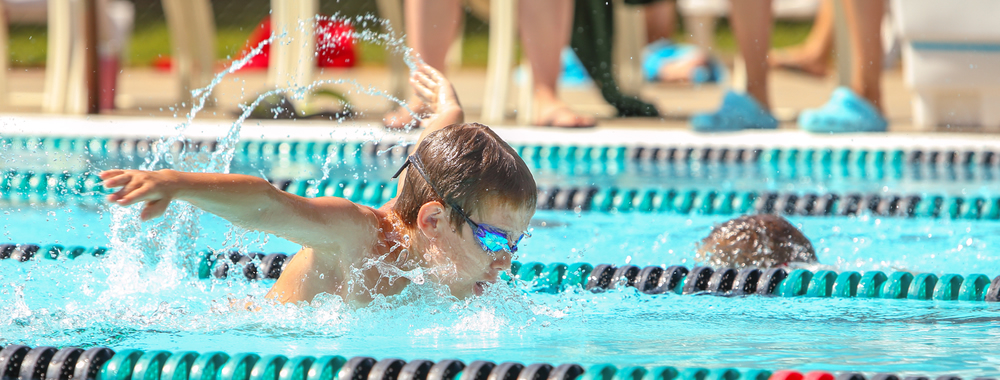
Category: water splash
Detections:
[{"x1": 101, "y1": 12, "x2": 422, "y2": 297}]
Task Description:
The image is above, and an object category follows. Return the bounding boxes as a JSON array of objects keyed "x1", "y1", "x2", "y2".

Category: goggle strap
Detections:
[{"x1": 391, "y1": 159, "x2": 411, "y2": 179}]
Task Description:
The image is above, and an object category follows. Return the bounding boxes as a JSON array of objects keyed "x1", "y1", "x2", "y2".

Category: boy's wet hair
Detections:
[
  {"x1": 393, "y1": 123, "x2": 537, "y2": 231},
  {"x1": 696, "y1": 214, "x2": 817, "y2": 268}
]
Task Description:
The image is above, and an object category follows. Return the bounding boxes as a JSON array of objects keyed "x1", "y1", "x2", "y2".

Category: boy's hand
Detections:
[
  {"x1": 99, "y1": 169, "x2": 181, "y2": 221},
  {"x1": 410, "y1": 62, "x2": 463, "y2": 127}
]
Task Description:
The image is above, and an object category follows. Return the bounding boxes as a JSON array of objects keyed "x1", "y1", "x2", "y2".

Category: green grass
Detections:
[{"x1": 6, "y1": 20, "x2": 810, "y2": 68}]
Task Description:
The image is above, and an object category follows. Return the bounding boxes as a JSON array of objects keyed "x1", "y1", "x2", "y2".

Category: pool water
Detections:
[
  {"x1": 3, "y1": 120, "x2": 1000, "y2": 377},
  {"x1": 4, "y1": 202, "x2": 1000, "y2": 376}
]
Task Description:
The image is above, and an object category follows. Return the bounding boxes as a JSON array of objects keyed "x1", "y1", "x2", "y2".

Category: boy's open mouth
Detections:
[{"x1": 474, "y1": 281, "x2": 487, "y2": 296}]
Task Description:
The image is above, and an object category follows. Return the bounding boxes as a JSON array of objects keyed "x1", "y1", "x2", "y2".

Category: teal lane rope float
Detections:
[
  {"x1": 4, "y1": 135, "x2": 1000, "y2": 170},
  {"x1": 5, "y1": 170, "x2": 1000, "y2": 220},
  {"x1": 4, "y1": 244, "x2": 998, "y2": 303},
  {"x1": 0, "y1": 345, "x2": 987, "y2": 380}
]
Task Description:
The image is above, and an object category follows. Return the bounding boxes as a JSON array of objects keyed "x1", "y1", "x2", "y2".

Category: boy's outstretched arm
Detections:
[{"x1": 99, "y1": 169, "x2": 375, "y2": 251}]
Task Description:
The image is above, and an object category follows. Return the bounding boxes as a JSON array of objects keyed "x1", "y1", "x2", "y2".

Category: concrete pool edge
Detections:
[{"x1": 4, "y1": 114, "x2": 1000, "y2": 151}]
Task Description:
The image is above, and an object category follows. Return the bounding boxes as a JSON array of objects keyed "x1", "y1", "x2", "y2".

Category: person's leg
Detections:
[
  {"x1": 645, "y1": 0, "x2": 676, "y2": 43},
  {"x1": 770, "y1": 0, "x2": 833, "y2": 77},
  {"x1": 797, "y1": 0, "x2": 886, "y2": 133},
  {"x1": 730, "y1": 0, "x2": 773, "y2": 110},
  {"x1": 383, "y1": 0, "x2": 463, "y2": 128},
  {"x1": 843, "y1": 0, "x2": 883, "y2": 111},
  {"x1": 690, "y1": 0, "x2": 776, "y2": 132},
  {"x1": 519, "y1": 0, "x2": 596, "y2": 127}
]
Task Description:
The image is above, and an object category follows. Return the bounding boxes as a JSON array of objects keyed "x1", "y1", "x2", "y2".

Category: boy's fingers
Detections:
[
  {"x1": 410, "y1": 77, "x2": 433, "y2": 104},
  {"x1": 101, "y1": 173, "x2": 131, "y2": 189},
  {"x1": 99, "y1": 170, "x2": 125, "y2": 179},
  {"x1": 416, "y1": 61, "x2": 441, "y2": 78},
  {"x1": 414, "y1": 71, "x2": 436, "y2": 89},
  {"x1": 413, "y1": 84, "x2": 435, "y2": 104},
  {"x1": 118, "y1": 184, "x2": 157, "y2": 206},
  {"x1": 140, "y1": 199, "x2": 170, "y2": 221},
  {"x1": 111, "y1": 180, "x2": 143, "y2": 203}
]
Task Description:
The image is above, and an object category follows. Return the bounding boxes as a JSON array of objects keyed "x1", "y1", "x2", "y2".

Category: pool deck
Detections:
[{"x1": 0, "y1": 65, "x2": 994, "y2": 136}]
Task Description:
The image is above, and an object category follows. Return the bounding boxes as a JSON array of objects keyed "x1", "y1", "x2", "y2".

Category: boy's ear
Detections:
[{"x1": 416, "y1": 201, "x2": 449, "y2": 237}]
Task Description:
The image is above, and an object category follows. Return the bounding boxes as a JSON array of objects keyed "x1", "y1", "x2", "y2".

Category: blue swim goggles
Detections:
[{"x1": 393, "y1": 153, "x2": 528, "y2": 254}]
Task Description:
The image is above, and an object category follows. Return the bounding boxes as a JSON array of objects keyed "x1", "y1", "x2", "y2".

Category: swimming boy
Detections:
[
  {"x1": 696, "y1": 214, "x2": 817, "y2": 269},
  {"x1": 99, "y1": 63, "x2": 537, "y2": 305}
]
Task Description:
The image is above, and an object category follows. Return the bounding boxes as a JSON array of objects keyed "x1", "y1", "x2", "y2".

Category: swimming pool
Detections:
[{"x1": 3, "y1": 116, "x2": 1000, "y2": 379}]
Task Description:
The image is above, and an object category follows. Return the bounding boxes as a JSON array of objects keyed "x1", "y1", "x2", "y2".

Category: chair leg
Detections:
[
  {"x1": 190, "y1": 0, "x2": 217, "y2": 106},
  {"x1": 65, "y1": 0, "x2": 90, "y2": 114},
  {"x1": 376, "y1": 0, "x2": 408, "y2": 107},
  {"x1": 291, "y1": 0, "x2": 315, "y2": 89},
  {"x1": 980, "y1": 89, "x2": 1000, "y2": 132},
  {"x1": 0, "y1": 0, "x2": 8, "y2": 108},
  {"x1": 516, "y1": 61, "x2": 533, "y2": 125},
  {"x1": 163, "y1": 0, "x2": 193, "y2": 103},
  {"x1": 268, "y1": 0, "x2": 290, "y2": 88},
  {"x1": 911, "y1": 91, "x2": 936, "y2": 131},
  {"x1": 481, "y1": 0, "x2": 517, "y2": 124},
  {"x1": 43, "y1": 0, "x2": 73, "y2": 113}
]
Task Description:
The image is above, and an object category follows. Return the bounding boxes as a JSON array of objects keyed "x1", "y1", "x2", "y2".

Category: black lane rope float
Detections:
[
  {"x1": 0, "y1": 345, "x2": 989, "y2": 380},
  {"x1": 4, "y1": 171, "x2": 1000, "y2": 220},
  {"x1": 5, "y1": 244, "x2": 1000, "y2": 303},
  {"x1": 5, "y1": 135, "x2": 1000, "y2": 171},
  {"x1": 197, "y1": 253, "x2": 1000, "y2": 302}
]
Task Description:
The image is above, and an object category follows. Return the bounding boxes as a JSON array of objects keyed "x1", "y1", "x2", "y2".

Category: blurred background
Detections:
[{"x1": 1, "y1": 0, "x2": 996, "y2": 132}]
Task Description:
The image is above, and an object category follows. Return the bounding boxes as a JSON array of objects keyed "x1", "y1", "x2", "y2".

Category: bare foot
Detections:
[
  {"x1": 383, "y1": 99, "x2": 427, "y2": 130},
  {"x1": 534, "y1": 102, "x2": 596, "y2": 128},
  {"x1": 769, "y1": 47, "x2": 829, "y2": 78},
  {"x1": 656, "y1": 51, "x2": 710, "y2": 83}
]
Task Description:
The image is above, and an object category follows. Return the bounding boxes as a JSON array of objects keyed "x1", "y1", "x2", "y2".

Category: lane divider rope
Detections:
[
  {"x1": 4, "y1": 136, "x2": 1000, "y2": 170},
  {"x1": 4, "y1": 244, "x2": 997, "y2": 303},
  {"x1": 0, "y1": 345, "x2": 986, "y2": 380},
  {"x1": 4, "y1": 171, "x2": 1000, "y2": 220}
]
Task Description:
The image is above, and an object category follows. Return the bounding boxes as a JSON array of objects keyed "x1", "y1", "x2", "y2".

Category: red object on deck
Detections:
[
  {"x1": 803, "y1": 372, "x2": 835, "y2": 380},
  {"x1": 235, "y1": 16, "x2": 357, "y2": 70},
  {"x1": 769, "y1": 371, "x2": 804, "y2": 380}
]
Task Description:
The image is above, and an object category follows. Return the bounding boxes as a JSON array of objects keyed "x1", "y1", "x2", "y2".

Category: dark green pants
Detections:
[{"x1": 570, "y1": 0, "x2": 662, "y2": 117}]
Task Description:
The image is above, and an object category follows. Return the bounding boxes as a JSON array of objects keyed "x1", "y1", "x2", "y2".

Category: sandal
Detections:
[
  {"x1": 798, "y1": 87, "x2": 887, "y2": 133},
  {"x1": 691, "y1": 91, "x2": 778, "y2": 132},
  {"x1": 534, "y1": 105, "x2": 597, "y2": 128}
]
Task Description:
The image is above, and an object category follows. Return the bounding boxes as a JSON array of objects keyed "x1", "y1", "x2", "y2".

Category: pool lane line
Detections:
[
  {"x1": 0, "y1": 345, "x2": 984, "y2": 380},
  {"x1": 5, "y1": 171, "x2": 1000, "y2": 220},
  {"x1": 5, "y1": 135, "x2": 1000, "y2": 171},
  {"x1": 5, "y1": 244, "x2": 996, "y2": 303},
  {"x1": 194, "y1": 253, "x2": 998, "y2": 302}
]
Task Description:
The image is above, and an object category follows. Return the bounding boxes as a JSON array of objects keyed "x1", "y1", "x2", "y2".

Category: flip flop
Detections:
[
  {"x1": 798, "y1": 87, "x2": 887, "y2": 133},
  {"x1": 535, "y1": 106, "x2": 597, "y2": 128},
  {"x1": 691, "y1": 91, "x2": 778, "y2": 132}
]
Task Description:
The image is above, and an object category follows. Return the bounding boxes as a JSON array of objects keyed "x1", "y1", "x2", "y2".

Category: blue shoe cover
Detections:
[
  {"x1": 691, "y1": 91, "x2": 779, "y2": 132},
  {"x1": 799, "y1": 87, "x2": 888, "y2": 133}
]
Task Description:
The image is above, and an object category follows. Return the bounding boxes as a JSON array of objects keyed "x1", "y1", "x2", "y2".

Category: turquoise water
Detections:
[{"x1": 3, "y1": 202, "x2": 1000, "y2": 376}]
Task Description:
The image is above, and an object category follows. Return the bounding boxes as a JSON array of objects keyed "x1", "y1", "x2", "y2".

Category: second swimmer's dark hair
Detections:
[{"x1": 696, "y1": 214, "x2": 817, "y2": 268}]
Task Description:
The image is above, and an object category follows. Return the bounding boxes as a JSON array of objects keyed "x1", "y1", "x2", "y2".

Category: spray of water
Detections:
[{"x1": 83, "y1": 11, "x2": 548, "y2": 333}]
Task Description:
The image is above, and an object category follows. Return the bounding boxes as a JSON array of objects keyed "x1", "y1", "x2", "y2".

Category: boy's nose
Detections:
[{"x1": 490, "y1": 250, "x2": 512, "y2": 271}]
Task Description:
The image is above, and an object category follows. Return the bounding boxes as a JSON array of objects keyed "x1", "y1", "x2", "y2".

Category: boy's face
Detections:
[{"x1": 433, "y1": 202, "x2": 533, "y2": 299}]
